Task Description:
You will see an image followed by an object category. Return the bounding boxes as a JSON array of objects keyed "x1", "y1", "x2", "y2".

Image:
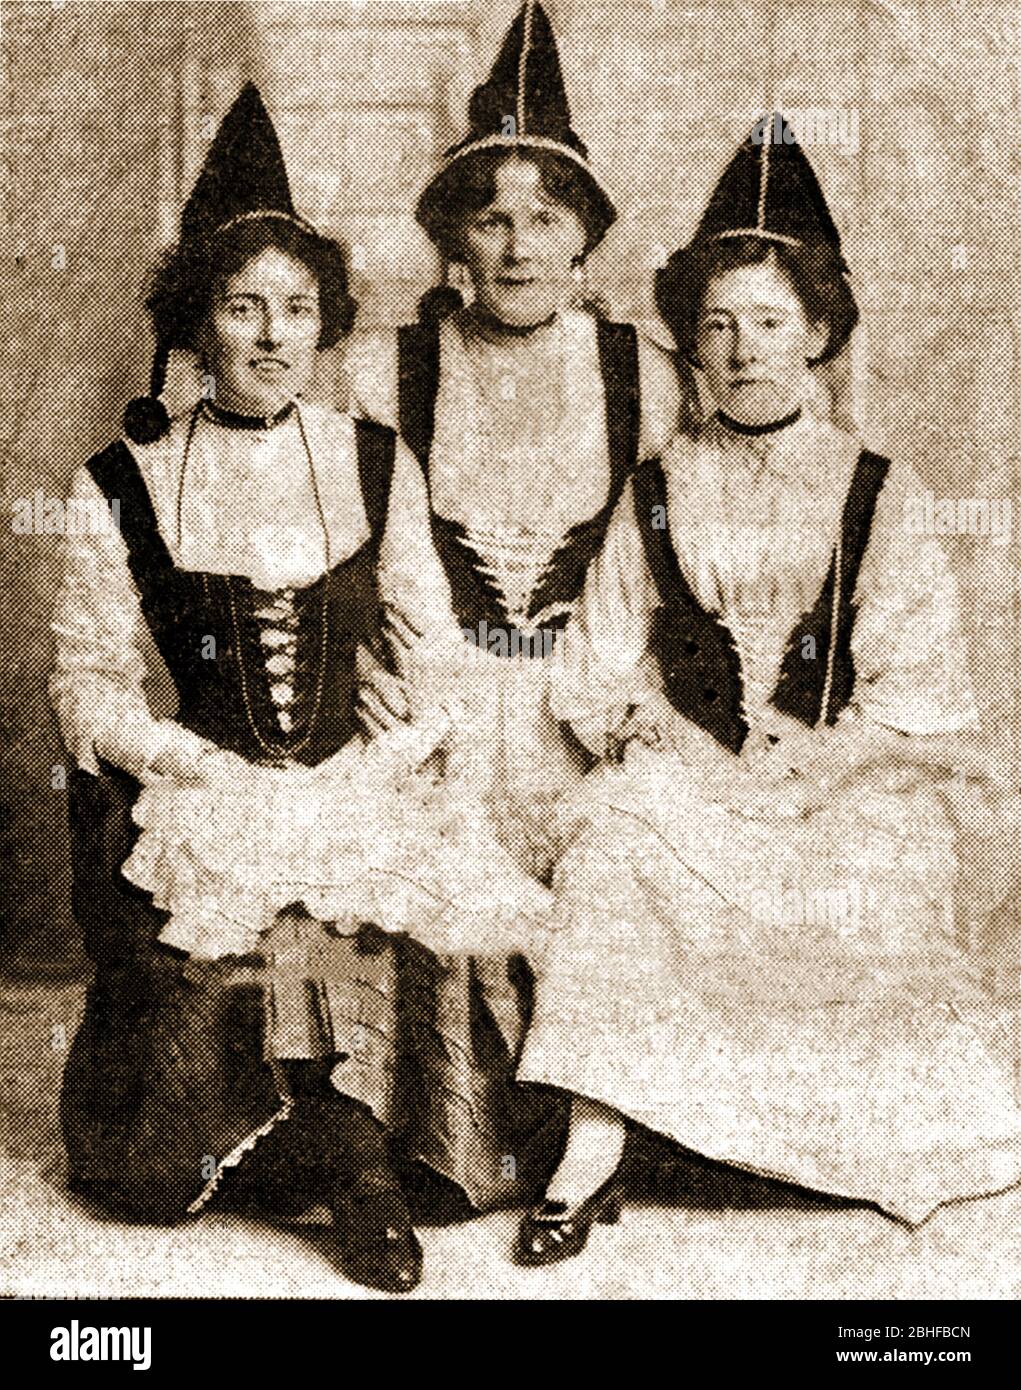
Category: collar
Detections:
[
  {"x1": 716, "y1": 405, "x2": 803, "y2": 438},
  {"x1": 462, "y1": 303, "x2": 561, "y2": 344},
  {"x1": 200, "y1": 398, "x2": 297, "y2": 432}
]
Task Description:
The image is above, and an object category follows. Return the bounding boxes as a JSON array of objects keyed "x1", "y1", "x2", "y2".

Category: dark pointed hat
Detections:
[
  {"x1": 178, "y1": 81, "x2": 313, "y2": 249},
  {"x1": 694, "y1": 112, "x2": 846, "y2": 263},
  {"x1": 655, "y1": 113, "x2": 857, "y2": 368},
  {"x1": 125, "y1": 82, "x2": 318, "y2": 444},
  {"x1": 416, "y1": 2, "x2": 615, "y2": 249}
]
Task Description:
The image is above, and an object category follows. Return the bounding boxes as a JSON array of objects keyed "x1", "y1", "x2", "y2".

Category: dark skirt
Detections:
[{"x1": 62, "y1": 762, "x2": 568, "y2": 1222}]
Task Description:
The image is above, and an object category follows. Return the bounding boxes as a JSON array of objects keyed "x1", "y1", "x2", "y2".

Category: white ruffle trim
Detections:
[
  {"x1": 186, "y1": 1094, "x2": 295, "y2": 1216},
  {"x1": 121, "y1": 715, "x2": 554, "y2": 961}
]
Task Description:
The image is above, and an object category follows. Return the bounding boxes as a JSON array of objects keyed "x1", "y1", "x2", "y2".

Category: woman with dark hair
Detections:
[
  {"x1": 512, "y1": 116, "x2": 1020, "y2": 1264},
  {"x1": 348, "y1": 1, "x2": 683, "y2": 853},
  {"x1": 345, "y1": 5, "x2": 687, "y2": 1209},
  {"x1": 144, "y1": 215, "x2": 359, "y2": 377},
  {"x1": 656, "y1": 235, "x2": 859, "y2": 376},
  {"x1": 50, "y1": 84, "x2": 551, "y2": 1293}
]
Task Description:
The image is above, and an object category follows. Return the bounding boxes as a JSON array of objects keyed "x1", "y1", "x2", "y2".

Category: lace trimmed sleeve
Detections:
[
  {"x1": 848, "y1": 460, "x2": 980, "y2": 736},
  {"x1": 49, "y1": 463, "x2": 207, "y2": 777}
]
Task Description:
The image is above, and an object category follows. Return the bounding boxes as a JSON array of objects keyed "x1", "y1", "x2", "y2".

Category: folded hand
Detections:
[{"x1": 145, "y1": 738, "x2": 252, "y2": 788}]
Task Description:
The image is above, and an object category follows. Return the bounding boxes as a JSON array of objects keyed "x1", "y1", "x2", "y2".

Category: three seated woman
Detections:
[{"x1": 51, "y1": 2, "x2": 1020, "y2": 1294}]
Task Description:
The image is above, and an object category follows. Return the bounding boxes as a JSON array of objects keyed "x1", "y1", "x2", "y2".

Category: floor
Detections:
[{"x1": 2, "y1": 977, "x2": 1020, "y2": 1301}]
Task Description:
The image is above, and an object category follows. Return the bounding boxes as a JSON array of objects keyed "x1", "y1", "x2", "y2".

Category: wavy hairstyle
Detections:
[
  {"x1": 654, "y1": 234, "x2": 858, "y2": 368},
  {"x1": 146, "y1": 215, "x2": 357, "y2": 353}
]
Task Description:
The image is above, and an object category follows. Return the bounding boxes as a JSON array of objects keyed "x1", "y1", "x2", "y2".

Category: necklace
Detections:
[
  {"x1": 177, "y1": 402, "x2": 333, "y2": 762},
  {"x1": 717, "y1": 406, "x2": 802, "y2": 437},
  {"x1": 200, "y1": 398, "x2": 296, "y2": 431}
]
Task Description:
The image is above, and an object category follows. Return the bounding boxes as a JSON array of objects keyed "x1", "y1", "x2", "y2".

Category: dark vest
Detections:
[
  {"x1": 83, "y1": 416, "x2": 397, "y2": 767},
  {"x1": 632, "y1": 447, "x2": 890, "y2": 753},
  {"x1": 395, "y1": 317, "x2": 641, "y2": 654}
]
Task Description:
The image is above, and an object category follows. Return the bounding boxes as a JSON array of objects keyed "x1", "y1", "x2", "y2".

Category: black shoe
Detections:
[
  {"x1": 512, "y1": 1173, "x2": 623, "y2": 1267},
  {"x1": 390, "y1": 1155, "x2": 476, "y2": 1226},
  {"x1": 329, "y1": 1167, "x2": 423, "y2": 1293}
]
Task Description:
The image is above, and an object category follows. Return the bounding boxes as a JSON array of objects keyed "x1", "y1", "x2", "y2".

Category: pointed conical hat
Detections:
[{"x1": 417, "y1": 2, "x2": 615, "y2": 247}]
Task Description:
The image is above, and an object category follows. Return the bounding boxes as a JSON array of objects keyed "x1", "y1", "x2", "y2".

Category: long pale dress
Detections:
[{"x1": 517, "y1": 409, "x2": 1021, "y2": 1225}]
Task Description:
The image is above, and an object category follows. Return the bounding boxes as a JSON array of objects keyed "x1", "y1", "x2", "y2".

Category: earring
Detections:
[
  {"x1": 569, "y1": 257, "x2": 589, "y2": 310},
  {"x1": 446, "y1": 260, "x2": 472, "y2": 298}
]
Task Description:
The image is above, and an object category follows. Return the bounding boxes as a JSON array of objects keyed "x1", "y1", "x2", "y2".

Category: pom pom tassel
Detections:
[
  {"x1": 123, "y1": 339, "x2": 171, "y2": 443},
  {"x1": 123, "y1": 395, "x2": 171, "y2": 444}
]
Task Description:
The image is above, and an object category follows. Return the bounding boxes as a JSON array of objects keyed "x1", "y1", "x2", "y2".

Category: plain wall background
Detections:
[{"x1": 2, "y1": 0, "x2": 1019, "y2": 975}]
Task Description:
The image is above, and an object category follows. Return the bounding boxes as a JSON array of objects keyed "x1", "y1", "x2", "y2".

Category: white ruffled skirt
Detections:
[
  {"x1": 519, "y1": 743, "x2": 1021, "y2": 1224},
  {"x1": 120, "y1": 718, "x2": 552, "y2": 963}
]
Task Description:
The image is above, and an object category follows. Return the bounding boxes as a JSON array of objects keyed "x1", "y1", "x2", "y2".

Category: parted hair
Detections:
[
  {"x1": 654, "y1": 234, "x2": 858, "y2": 368},
  {"x1": 417, "y1": 146, "x2": 612, "y2": 263},
  {"x1": 145, "y1": 216, "x2": 357, "y2": 353}
]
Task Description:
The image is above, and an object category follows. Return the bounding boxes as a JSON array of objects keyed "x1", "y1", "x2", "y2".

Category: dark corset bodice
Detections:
[
  {"x1": 396, "y1": 317, "x2": 642, "y2": 655},
  {"x1": 633, "y1": 447, "x2": 891, "y2": 754},
  {"x1": 85, "y1": 418, "x2": 396, "y2": 766},
  {"x1": 428, "y1": 508, "x2": 628, "y2": 641}
]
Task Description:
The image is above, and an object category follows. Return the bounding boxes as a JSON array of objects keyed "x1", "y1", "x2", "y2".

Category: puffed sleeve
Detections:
[
  {"x1": 342, "y1": 327, "x2": 399, "y2": 429},
  {"x1": 49, "y1": 464, "x2": 211, "y2": 778},
  {"x1": 375, "y1": 439, "x2": 465, "y2": 702},
  {"x1": 549, "y1": 477, "x2": 663, "y2": 755},
  {"x1": 847, "y1": 460, "x2": 980, "y2": 735}
]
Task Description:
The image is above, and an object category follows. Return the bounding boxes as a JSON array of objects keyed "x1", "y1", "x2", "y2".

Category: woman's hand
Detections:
[
  {"x1": 354, "y1": 601, "x2": 426, "y2": 737},
  {"x1": 381, "y1": 603, "x2": 425, "y2": 661},
  {"x1": 356, "y1": 602, "x2": 465, "y2": 744},
  {"x1": 929, "y1": 738, "x2": 1015, "y2": 798},
  {"x1": 608, "y1": 703, "x2": 668, "y2": 758},
  {"x1": 365, "y1": 705, "x2": 454, "y2": 785},
  {"x1": 607, "y1": 692, "x2": 691, "y2": 760},
  {"x1": 145, "y1": 739, "x2": 251, "y2": 787},
  {"x1": 736, "y1": 713, "x2": 963, "y2": 816},
  {"x1": 745, "y1": 717, "x2": 1019, "y2": 812}
]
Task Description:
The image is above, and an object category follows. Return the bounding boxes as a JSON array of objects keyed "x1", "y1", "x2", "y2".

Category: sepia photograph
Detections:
[{"x1": 1, "y1": 0, "x2": 1020, "y2": 1339}]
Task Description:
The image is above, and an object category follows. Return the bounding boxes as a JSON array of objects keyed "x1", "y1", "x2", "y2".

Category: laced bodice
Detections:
[
  {"x1": 666, "y1": 412, "x2": 858, "y2": 728},
  {"x1": 456, "y1": 520, "x2": 576, "y2": 632}
]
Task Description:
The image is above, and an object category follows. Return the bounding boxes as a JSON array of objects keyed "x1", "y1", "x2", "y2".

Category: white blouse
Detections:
[
  {"x1": 50, "y1": 400, "x2": 557, "y2": 962},
  {"x1": 344, "y1": 309, "x2": 683, "y2": 470},
  {"x1": 551, "y1": 411, "x2": 980, "y2": 753},
  {"x1": 344, "y1": 308, "x2": 686, "y2": 616},
  {"x1": 340, "y1": 309, "x2": 689, "y2": 877},
  {"x1": 49, "y1": 401, "x2": 458, "y2": 778}
]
